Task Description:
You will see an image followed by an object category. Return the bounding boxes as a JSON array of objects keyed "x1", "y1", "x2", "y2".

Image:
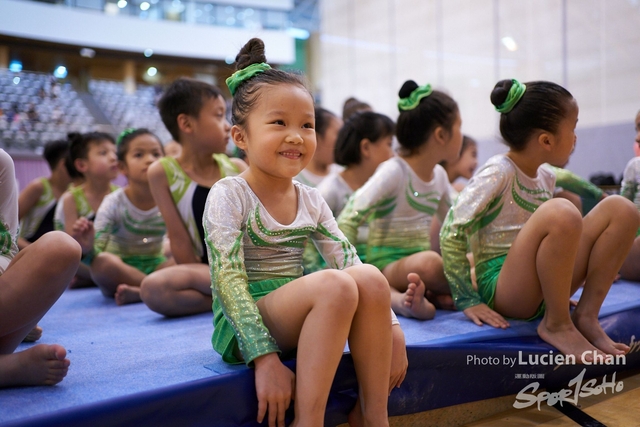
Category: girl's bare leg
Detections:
[
  {"x1": 343, "y1": 264, "x2": 393, "y2": 427},
  {"x1": 91, "y1": 252, "x2": 146, "y2": 298},
  {"x1": 256, "y1": 269, "x2": 360, "y2": 426},
  {"x1": 0, "y1": 231, "x2": 79, "y2": 387},
  {"x1": 493, "y1": 199, "x2": 599, "y2": 363},
  {"x1": 570, "y1": 195, "x2": 639, "y2": 354},
  {"x1": 140, "y1": 264, "x2": 211, "y2": 316},
  {"x1": 383, "y1": 251, "x2": 448, "y2": 318},
  {"x1": 619, "y1": 236, "x2": 640, "y2": 282}
]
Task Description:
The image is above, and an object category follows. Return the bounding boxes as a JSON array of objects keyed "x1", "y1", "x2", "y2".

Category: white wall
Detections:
[
  {"x1": 318, "y1": 0, "x2": 640, "y2": 178},
  {"x1": 0, "y1": 0, "x2": 296, "y2": 63}
]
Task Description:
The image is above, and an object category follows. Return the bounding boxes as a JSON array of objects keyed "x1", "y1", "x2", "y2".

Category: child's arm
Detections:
[
  {"x1": 92, "y1": 195, "x2": 116, "y2": 256},
  {"x1": 147, "y1": 161, "x2": 200, "y2": 264},
  {"x1": 389, "y1": 323, "x2": 408, "y2": 392},
  {"x1": 61, "y1": 192, "x2": 80, "y2": 236},
  {"x1": 546, "y1": 165, "x2": 604, "y2": 200},
  {"x1": 72, "y1": 217, "x2": 95, "y2": 257},
  {"x1": 18, "y1": 179, "x2": 44, "y2": 221},
  {"x1": 620, "y1": 158, "x2": 639, "y2": 203},
  {"x1": 203, "y1": 179, "x2": 280, "y2": 364},
  {"x1": 440, "y1": 164, "x2": 507, "y2": 324},
  {"x1": 17, "y1": 179, "x2": 44, "y2": 249},
  {"x1": 312, "y1": 193, "x2": 361, "y2": 269}
]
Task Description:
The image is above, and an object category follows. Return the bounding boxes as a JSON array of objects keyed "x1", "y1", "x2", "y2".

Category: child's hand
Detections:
[
  {"x1": 254, "y1": 353, "x2": 295, "y2": 427},
  {"x1": 389, "y1": 324, "x2": 408, "y2": 393},
  {"x1": 463, "y1": 303, "x2": 510, "y2": 329},
  {"x1": 72, "y1": 217, "x2": 94, "y2": 254}
]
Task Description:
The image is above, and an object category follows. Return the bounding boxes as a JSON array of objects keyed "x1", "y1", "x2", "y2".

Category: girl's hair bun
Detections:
[
  {"x1": 490, "y1": 79, "x2": 513, "y2": 108},
  {"x1": 236, "y1": 38, "x2": 267, "y2": 70},
  {"x1": 398, "y1": 80, "x2": 419, "y2": 99}
]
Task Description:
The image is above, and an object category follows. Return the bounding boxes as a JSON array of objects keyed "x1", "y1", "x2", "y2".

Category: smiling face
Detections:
[
  {"x1": 120, "y1": 134, "x2": 164, "y2": 183},
  {"x1": 232, "y1": 83, "x2": 316, "y2": 180}
]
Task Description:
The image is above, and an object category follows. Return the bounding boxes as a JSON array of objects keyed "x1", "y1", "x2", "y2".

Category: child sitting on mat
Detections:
[
  {"x1": 317, "y1": 111, "x2": 395, "y2": 263},
  {"x1": 18, "y1": 138, "x2": 72, "y2": 249},
  {"x1": 338, "y1": 80, "x2": 461, "y2": 319},
  {"x1": 139, "y1": 78, "x2": 246, "y2": 317},
  {"x1": 0, "y1": 149, "x2": 81, "y2": 388},
  {"x1": 440, "y1": 79, "x2": 638, "y2": 363},
  {"x1": 55, "y1": 132, "x2": 119, "y2": 287},
  {"x1": 76, "y1": 129, "x2": 173, "y2": 305},
  {"x1": 204, "y1": 37, "x2": 406, "y2": 426},
  {"x1": 619, "y1": 109, "x2": 640, "y2": 281}
]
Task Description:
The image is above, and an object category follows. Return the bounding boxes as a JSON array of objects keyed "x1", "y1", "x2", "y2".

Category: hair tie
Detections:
[
  {"x1": 397, "y1": 84, "x2": 433, "y2": 111},
  {"x1": 117, "y1": 128, "x2": 136, "y2": 146},
  {"x1": 225, "y1": 62, "x2": 272, "y2": 96},
  {"x1": 495, "y1": 79, "x2": 526, "y2": 113}
]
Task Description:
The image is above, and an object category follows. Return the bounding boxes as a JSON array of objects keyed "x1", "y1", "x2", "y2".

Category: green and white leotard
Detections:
[
  {"x1": 204, "y1": 176, "x2": 397, "y2": 365},
  {"x1": 337, "y1": 157, "x2": 451, "y2": 270},
  {"x1": 317, "y1": 172, "x2": 369, "y2": 261},
  {"x1": 0, "y1": 149, "x2": 19, "y2": 273},
  {"x1": 159, "y1": 153, "x2": 239, "y2": 263},
  {"x1": 620, "y1": 156, "x2": 640, "y2": 235},
  {"x1": 93, "y1": 188, "x2": 167, "y2": 274},
  {"x1": 440, "y1": 154, "x2": 556, "y2": 313},
  {"x1": 54, "y1": 183, "x2": 119, "y2": 230}
]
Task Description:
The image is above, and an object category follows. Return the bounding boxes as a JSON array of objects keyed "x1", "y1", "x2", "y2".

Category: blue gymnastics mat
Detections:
[{"x1": 2, "y1": 281, "x2": 640, "y2": 427}]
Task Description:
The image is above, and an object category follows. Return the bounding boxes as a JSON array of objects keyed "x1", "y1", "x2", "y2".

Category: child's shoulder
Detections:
[{"x1": 624, "y1": 156, "x2": 640, "y2": 171}]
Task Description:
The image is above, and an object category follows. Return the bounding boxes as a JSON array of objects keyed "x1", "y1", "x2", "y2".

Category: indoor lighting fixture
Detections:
[{"x1": 501, "y1": 36, "x2": 518, "y2": 52}]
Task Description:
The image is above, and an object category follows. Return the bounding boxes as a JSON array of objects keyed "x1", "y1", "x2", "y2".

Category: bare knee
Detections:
[
  {"x1": 319, "y1": 270, "x2": 359, "y2": 314},
  {"x1": 91, "y1": 253, "x2": 119, "y2": 276},
  {"x1": 412, "y1": 251, "x2": 444, "y2": 283},
  {"x1": 538, "y1": 198, "x2": 582, "y2": 236},
  {"x1": 600, "y1": 195, "x2": 640, "y2": 228},
  {"x1": 37, "y1": 231, "x2": 81, "y2": 266},
  {"x1": 352, "y1": 264, "x2": 391, "y2": 305},
  {"x1": 139, "y1": 272, "x2": 166, "y2": 310}
]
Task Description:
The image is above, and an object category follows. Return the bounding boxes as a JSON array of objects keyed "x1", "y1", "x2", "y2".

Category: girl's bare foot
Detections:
[
  {"x1": 115, "y1": 284, "x2": 142, "y2": 305},
  {"x1": 22, "y1": 325, "x2": 43, "y2": 342},
  {"x1": 392, "y1": 273, "x2": 435, "y2": 320},
  {"x1": 537, "y1": 316, "x2": 604, "y2": 364},
  {"x1": 572, "y1": 312, "x2": 629, "y2": 355},
  {"x1": 0, "y1": 344, "x2": 70, "y2": 388}
]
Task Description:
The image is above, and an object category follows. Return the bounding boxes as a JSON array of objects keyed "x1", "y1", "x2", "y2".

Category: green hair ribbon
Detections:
[
  {"x1": 495, "y1": 79, "x2": 526, "y2": 113},
  {"x1": 225, "y1": 62, "x2": 272, "y2": 96},
  {"x1": 117, "y1": 128, "x2": 136, "y2": 146},
  {"x1": 397, "y1": 84, "x2": 433, "y2": 111}
]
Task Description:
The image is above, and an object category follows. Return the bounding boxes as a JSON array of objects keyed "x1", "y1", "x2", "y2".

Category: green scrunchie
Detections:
[
  {"x1": 495, "y1": 79, "x2": 526, "y2": 113},
  {"x1": 117, "y1": 128, "x2": 136, "y2": 146},
  {"x1": 225, "y1": 62, "x2": 272, "y2": 96},
  {"x1": 398, "y1": 84, "x2": 433, "y2": 111}
]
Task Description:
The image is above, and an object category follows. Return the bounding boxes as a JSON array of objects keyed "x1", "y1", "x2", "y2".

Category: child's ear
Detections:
[
  {"x1": 231, "y1": 125, "x2": 247, "y2": 151},
  {"x1": 176, "y1": 113, "x2": 193, "y2": 134},
  {"x1": 537, "y1": 132, "x2": 553, "y2": 152},
  {"x1": 359, "y1": 138, "x2": 372, "y2": 158},
  {"x1": 433, "y1": 126, "x2": 448, "y2": 146},
  {"x1": 74, "y1": 158, "x2": 88, "y2": 174},
  {"x1": 117, "y1": 160, "x2": 128, "y2": 174}
]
